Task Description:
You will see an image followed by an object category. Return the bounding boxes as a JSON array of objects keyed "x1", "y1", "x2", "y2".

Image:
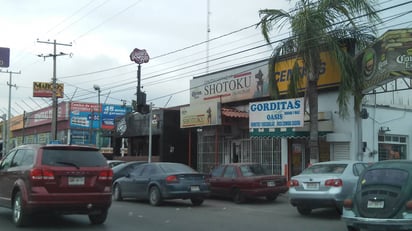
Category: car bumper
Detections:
[
  {"x1": 342, "y1": 210, "x2": 412, "y2": 230},
  {"x1": 288, "y1": 188, "x2": 342, "y2": 208}
]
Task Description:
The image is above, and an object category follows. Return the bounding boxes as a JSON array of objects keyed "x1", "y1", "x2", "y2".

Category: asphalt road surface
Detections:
[{"x1": 0, "y1": 194, "x2": 348, "y2": 231}]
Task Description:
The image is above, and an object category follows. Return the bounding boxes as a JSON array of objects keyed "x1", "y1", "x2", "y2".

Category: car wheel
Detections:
[
  {"x1": 88, "y1": 209, "x2": 108, "y2": 225},
  {"x1": 266, "y1": 194, "x2": 278, "y2": 202},
  {"x1": 297, "y1": 206, "x2": 312, "y2": 215},
  {"x1": 232, "y1": 189, "x2": 245, "y2": 204},
  {"x1": 13, "y1": 191, "x2": 28, "y2": 227},
  {"x1": 191, "y1": 198, "x2": 204, "y2": 206},
  {"x1": 346, "y1": 226, "x2": 360, "y2": 231},
  {"x1": 149, "y1": 186, "x2": 162, "y2": 206},
  {"x1": 113, "y1": 184, "x2": 123, "y2": 201}
]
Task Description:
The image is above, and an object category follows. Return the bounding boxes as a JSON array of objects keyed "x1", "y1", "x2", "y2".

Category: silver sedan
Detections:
[{"x1": 288, "y1": 160, "x2": 369, "y2": 215}]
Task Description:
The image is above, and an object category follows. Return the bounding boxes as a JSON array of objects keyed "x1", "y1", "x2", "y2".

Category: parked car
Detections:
[
  {"x1": 288, "y1": 160, "x2": 368, "y2": 215},
  {"x1": 112, "y1": 162, "x2": 210, "y2": 206},
  {"x1": 342, "y1": 160, "x2": 412, "y2": 231},
  {"x1": 112, "y1": 160, "x2": 146, "y2": 182},
  {"x1": 0, "y1": 144, "x2": 113, "y2": 227},
  {"x1": 207, "y1": 163, "x2": 288, "y2": 203},
  {"x1": 107, "y1": 160, "x2": 126, "y2": 168}
]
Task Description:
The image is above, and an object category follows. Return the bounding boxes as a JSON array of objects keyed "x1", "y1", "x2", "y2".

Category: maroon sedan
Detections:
[{"x1": 207, "y1": 163, "x2": 288, "y2": 203}]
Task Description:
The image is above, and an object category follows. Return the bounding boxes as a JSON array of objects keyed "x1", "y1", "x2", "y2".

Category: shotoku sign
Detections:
[
  {"x1": 0, "y1": 47, "x2": 10, "y2": 68},
  {"x1": 130, "y1": 48, "x2": 149, "y2": 64}
]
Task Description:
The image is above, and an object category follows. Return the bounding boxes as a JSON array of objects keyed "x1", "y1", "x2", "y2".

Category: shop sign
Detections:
[{"x1": 249, "y1": 97, "x2": 304, "y2": 129}]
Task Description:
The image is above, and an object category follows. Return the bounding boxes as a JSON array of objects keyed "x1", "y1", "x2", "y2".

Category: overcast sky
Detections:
[{"x1": 0, "y1": 0, "x2": 411, "y2": 117}]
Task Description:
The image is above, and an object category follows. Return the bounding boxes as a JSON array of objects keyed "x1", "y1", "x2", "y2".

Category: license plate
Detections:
[
  {"x1": 190, "y1": 186, "x2": 200, "y2": 192},
  {"x1": 367, "y1": 200, "x2": 384, "y2": 208},
  {"x1": 68, "y1": 176, "x2": 85, "y2": 185},
  {"x1": 305, "y1": 182, "x2": 319, "y2": 190},
  {"x1": 267, "y1": 181, "x2": 276, "y2": 187}
]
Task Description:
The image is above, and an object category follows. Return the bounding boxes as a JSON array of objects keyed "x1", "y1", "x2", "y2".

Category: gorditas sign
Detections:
[{"x1": 249, "y1": 97, "x2": 304, "y2": 129}]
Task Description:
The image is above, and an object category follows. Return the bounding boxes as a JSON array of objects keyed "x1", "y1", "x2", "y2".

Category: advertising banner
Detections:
[
  {"x1": 180, "y1": 102, "x2": 221, "y2": 128},
  {"x1": 249, "y1": 97, "x2": 304, "y2": 129},
  {"x1": 190, "y1": 60, "x2": 269, "y2": 104},
  {"x1": 70, "y1": 102, "x2": 100, "y2": 129},
  {"x1": 25, "y1": 102, "x2": 68, "y2": 128},
  {"x1": 101, "y1": 104, "x2": 131, "y2": 130},
  {"x1": 33, "y1": 82, "x2": 64, "y2": 98}
]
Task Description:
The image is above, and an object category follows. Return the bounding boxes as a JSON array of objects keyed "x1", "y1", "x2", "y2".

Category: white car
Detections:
[{"x1": 288, "y1": 160, "x2": 369, "y2": 215}]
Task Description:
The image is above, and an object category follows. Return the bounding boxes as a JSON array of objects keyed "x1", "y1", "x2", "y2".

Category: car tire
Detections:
[
  {"x1": 297, "y1": 206, "x2": 312, "y2": 215},
  {"x1": 346, "y1": 226, "x2": 360, "y2": 231},
  {"x1": 191, "y1": 198, "x2": 204, "y2": 206},
  {"x1": 266, "y1": 194, "x2": 278, "y2": 202},
  {"x1": 149, "y1": 186, "x2": 162, "y2": 206},
  {"x1": 233, "y1": 189, "x2": 245, "y2": 204},
  {"x1": 113, "y1": 184, "x2": 123, "y2": 201},
  {"x1": 13, "y1": 191, "x2": 28, "y2": 227},
  {"x1": 88, "y1": 209, "x2": 108, "y2": 225}
]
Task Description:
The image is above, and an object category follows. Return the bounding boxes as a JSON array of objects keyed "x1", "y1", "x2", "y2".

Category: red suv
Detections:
[{"x1": 0, "y1": 144, "x2": 113, "y2": 227}]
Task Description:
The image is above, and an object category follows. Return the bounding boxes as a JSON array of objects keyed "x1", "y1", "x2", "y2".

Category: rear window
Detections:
[
  {"x1": 41, "y1": 149, "x2": 107, "y2": 167},
  {"x1": 240, "y1": 164, "x2": 267, "y2": 176},
  {"x1": 362, "y1": 168, "x2": 409, "y2": 187},
  {"x1": 302, "y1": 164, "x2": 347, "y2": 174},
  {"x1": 159, "y1": 163, "x2": 196, "y2": 173}
]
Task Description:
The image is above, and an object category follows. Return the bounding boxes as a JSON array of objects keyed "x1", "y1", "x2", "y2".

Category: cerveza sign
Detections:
[
  {"x1": 0, "y1": 47, "x2": 10, "y2": 68},
  {"x1": 249, "y1": 97, "x2": 304, "y2": 128}
]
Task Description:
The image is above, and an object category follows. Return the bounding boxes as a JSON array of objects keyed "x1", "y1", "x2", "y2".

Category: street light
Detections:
[{"x1": 93, "y1": 84, "x2": 101, "y2": 148}]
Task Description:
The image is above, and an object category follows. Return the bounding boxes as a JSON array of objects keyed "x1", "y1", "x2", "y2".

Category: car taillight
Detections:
[
  {"x1": 30, "y1": 168, "x2": 55, "y2": 180},
  {"x1": 166, "y1": 175, "x2": 179, "y2": 183},
  {"x1": 343, "y1": 199, "x2": 353, "y2": 209},
  {"x1": 289, "y1": 179, "x2": 299, "y2": 187},
  {"x1": 98, "y1": 169, "x2": 113, "y2": 181},
  {"x1": 405, "y1": 200, "x2": 412, "y2": 211},
  {"x1": 325, "y1": 179, "x2": 343, "y2": 187}
]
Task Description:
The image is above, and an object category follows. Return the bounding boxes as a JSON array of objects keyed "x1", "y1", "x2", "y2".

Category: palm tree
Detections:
[{"x1": 258, "y1": 0, "x2": 380, "y2": 162}]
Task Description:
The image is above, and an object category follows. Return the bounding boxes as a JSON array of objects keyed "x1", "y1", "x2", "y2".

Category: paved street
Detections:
[{"x1": 0, "y1": 194, "x2": 348, "y2": 231}]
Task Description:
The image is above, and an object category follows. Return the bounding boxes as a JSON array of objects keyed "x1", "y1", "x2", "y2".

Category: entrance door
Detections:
[{"x1": 291, "y1": 142, "x2": 306, "y2": 176}]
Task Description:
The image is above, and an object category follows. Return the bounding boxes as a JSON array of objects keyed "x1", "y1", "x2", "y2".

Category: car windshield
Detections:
[
  {"x1": 42, "y1": 149, "x2": 107, "y2": 167},
  {"x1": 302, "y1": 164, "x2": 347, "y2": 174},
  {"x1": 239, "y1": 164, "x2": 267, "y2": 176},
  {"x1": 361, "y1": 168, "x2": 409, "y2": 187}
]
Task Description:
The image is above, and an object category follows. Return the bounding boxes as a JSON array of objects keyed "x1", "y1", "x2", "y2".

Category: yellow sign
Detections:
[
  {"x1": 33, "y1": 82, "x2": 64, "y2": 98},
  {"x1": 274, "y1": 51, "x2": 341, "y2": 94}
]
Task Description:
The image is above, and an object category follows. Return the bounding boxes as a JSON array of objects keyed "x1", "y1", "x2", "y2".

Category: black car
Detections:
[
  {"x1": 112, "y1": 161, "x2": 146, "y2": 182},
  {"x1": 342, "y1": 160, "x2": 412, "y2": 231},
  {"x1": 112, "y1": 162, "x2": 210, "y2": 206}
]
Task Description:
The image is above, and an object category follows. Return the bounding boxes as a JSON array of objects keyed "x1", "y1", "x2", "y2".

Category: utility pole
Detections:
[
  {"x1": 37, "y1": 39, "x2": 72, "y2": 142},
  {"x1": 0, "y1": 69, "x2": 21, "y2": 154}
]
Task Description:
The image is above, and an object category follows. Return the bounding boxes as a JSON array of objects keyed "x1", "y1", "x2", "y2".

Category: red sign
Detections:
[{"x1": 130, "y1": 48, "x2": 149, "y2": 64}]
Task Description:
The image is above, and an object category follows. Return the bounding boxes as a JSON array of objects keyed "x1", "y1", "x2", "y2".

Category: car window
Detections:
[
  {"x1": 353, "y1": 163, "x2": 367, "y2": 176},
  {"x1": 0, "y1": 150, "x2": 17, "y2": 170},
  {"x1": 141, "y1": 165, "x2": 159, "y2": 177},
  {"x1": 41, "y1": 149, "x2": 107, "y2": 167},
  {"x1": 362, "y1": 168, "x2": 408, "y2": 187},
  {"x1": 159, "y1": 163, "x2": 196, "y2": 173},
  {"x1": 223, "y1": 166, "x2": 236, "y2": 178},
  {"x1": 211, "y1": 166, "x2": 225, "y2": 177},
  {"x1": 239, "y1": 164, "x2": 267, "y2": 176},
  {"x1": 11, "y1": 149, "x2": 34, "y2": 167},
  {"x1": 302, "y1": 164, "x2": 348, "y2": 174},
  {"x1": 129, "y1": 164, "x2": 146, "y2": 177}
]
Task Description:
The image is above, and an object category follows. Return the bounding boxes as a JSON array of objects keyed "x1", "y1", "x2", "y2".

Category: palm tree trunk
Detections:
[{"x1": 307, "y1": 80, "x2": 319, "y2": 163}]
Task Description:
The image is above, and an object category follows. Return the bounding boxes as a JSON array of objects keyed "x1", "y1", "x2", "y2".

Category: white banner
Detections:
[{"x1": 249, "y1": 98, "x2": 304, "y2": 129}]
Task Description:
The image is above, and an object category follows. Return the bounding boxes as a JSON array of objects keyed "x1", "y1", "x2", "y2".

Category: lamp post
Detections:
[
  {"x1": 93, "y1": 84, "x2": 101, "y2": 148},
  {"x1": 1, "y1": 114, "x2": 6, "y2": 157}
]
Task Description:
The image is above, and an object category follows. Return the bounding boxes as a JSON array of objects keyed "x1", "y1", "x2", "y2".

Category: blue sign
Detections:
[{"x1": 0, "y1": 47, "x2": 10, "y2": 68}]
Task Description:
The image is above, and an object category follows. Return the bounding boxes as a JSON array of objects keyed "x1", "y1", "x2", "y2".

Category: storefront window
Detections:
[{"x1": 378, "y1": 134, "x2": 407, "y2": 160}]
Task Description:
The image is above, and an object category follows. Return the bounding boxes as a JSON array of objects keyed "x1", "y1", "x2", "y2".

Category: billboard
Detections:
[
  {"x1": 33, "y1": 82, "x2": 64, "y2": 98},
  {"x1": 24, "y1": 102, "x2": 69, "y2": 128},
  {"x1": 180, "y1": 102, "x2": 221, "y2": 128},
  {"x1": 101, "y1": 104, "x2": 132, "y2": 130},
  {"x1": 0, "y1": 47, "x2": 10, "y2": 68},
  {"x1": 249, "y1": 97, "x2": 304, "y2": 129},
  {"x1": 190, "y1": 60, "x2": 269, "y2": 104}
]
